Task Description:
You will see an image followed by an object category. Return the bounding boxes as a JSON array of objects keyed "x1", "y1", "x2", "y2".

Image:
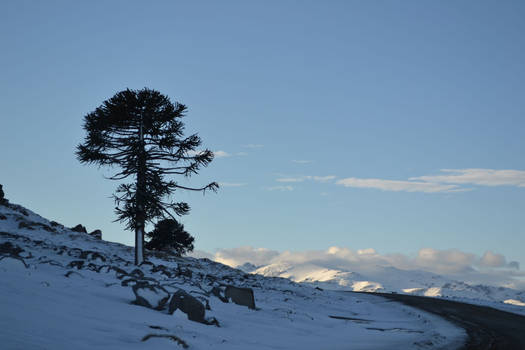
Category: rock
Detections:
[
  {"x1": 79, "y1": 250, "x2": 106, "y2": 262},
  {"x1": 0, "y1": 214, "x2": 6, "y2": 220},
  {"x1": 130, "y1": 268, "x2": 144, "y2": 279},
  {"x1": 132, "y1": 282, "x2": 170, "y2": 310},
  {"x1": 0, "y1": 184, "x2": 7, "y2": 205},
  {"x1": 18, "y1": 221, "x2": 35, "y2": 230},
  {"x1": 89, "y1": 229, "x2": 102, "y2": 239},
  {"x1": 210, "y1": 286, "x2": 228, "y2": 303},
  {"x1": 168, "y1": 289, "x2": 206, "y2": 323},
  {"x1": 71, "y1": 224, "x2": 87, "y2": 233},
  {"x1": 225, "y1": 285, "x2": 256, "y2": 309},
  {"x1": 67, "y1": 260, "x2": 85, "y2": 269},
  {"x1": 177, "y1": 267, "x2": 192, "y2": 278},
  {"x1": 0, "y1": 242, "x2": 24, "y2": 257}
]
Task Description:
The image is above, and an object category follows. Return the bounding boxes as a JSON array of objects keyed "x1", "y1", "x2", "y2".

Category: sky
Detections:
[{"x1": 1, "y1": 1, "x2": 524, "y2": 273}]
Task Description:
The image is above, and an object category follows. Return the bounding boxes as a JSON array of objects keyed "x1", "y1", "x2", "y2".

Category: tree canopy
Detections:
[
  {"x1": 145, "y1": 219, "x2": 194, "y2": 256},
  {"x1": 77, "y1": 88, "x2": 218, "y2": 264}
]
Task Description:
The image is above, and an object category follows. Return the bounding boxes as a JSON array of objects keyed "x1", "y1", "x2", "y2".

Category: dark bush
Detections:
[{"x1": 145, "y1": 219, "x2": 194, "y2": 256}]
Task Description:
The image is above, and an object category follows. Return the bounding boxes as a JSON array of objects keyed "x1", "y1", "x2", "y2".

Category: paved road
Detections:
[{"x1": 362, "y1": 292, "x2": 525, "y2": 350}]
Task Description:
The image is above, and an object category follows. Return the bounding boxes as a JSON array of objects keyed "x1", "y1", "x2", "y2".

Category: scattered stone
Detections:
[
  {"x1": 49, "y1": 221, "x2": 61, "y2": 227},
  {"x1": 141, "y1": 334, "x2": 189, "y2": 348},
  {"x1": 132, "y1": 282, "x2": 170, "y2": 310},
  {"x1": 89, "y1": 229, "x2": 102, "y2": 239},
  {"x1": 67, "y1": 260, "x2": 85, "y2": 269},
  {"x1": 65, "y1": 271, "x2": 84, "y2": 278},
  {"x1": 130, "y1": 268, "x2": 144, "y2": 279},
  {"x1": 71, "y1": 224, "x2": 87, "y2": 233},
  {"x1": 168, "y1": 289, "x2": 206, "y2": 323},
  {"x1": 0, "y1": 214, "x2": 6, "y2": 220},
  {"x1": 79, "y1": 250, "x2": 106, "y2": 262},
  {"x1": 177, "y1": 266, "x2": 192, "y2": 278},
  {"x1": 210, "y1": 286, "x2": 228, "y2": 303},
  {"x1": 18, "y1": 221, "x2": 35, "y2": 230},
  {"x1": 225, "y1": 285, "x2": 256, "y2": 309},
  {"x1": 0, "y1": 242, "x2": 24, "y2": 257}
]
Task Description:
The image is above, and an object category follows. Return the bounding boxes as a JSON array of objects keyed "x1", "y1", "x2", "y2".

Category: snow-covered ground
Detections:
[{"x1": 0, "y1": 202, "x2": 466, "y2": 349}]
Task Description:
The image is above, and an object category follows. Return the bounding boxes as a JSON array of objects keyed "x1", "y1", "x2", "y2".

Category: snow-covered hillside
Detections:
[
  {"x1": 240, "y1": 258, "x2": 525, "y2": 315},
  {"x1": 0, "y1": 202, "x2": 466, "y2": 349}
]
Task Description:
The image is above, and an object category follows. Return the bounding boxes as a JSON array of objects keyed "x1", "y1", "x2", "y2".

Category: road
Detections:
[{"x1": 363, "y1": 292, "x2": 525, "y2": 350}]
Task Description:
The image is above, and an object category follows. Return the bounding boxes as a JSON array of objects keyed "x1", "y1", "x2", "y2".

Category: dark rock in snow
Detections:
[
  {"x1": 71, "y1": 224, "x2": 87, "y2": 233},
  {"x1": 79, "y1": 250, "x2": 106, "y2": 262},
  {"x1": 67, "y1": 260, "x2": 85, "y2": 269},
  {"x1": 211, "y1": 286, "x2": 228, "y2": 303},
  {"x1": 168, "y1": 289, "x2": 206, "y2": 323},
  {"x1": 89, "y1": 229, "x2": 102, "y2": 239},
  {"x1": 131, "y1": 282, "x2": 170, "y2": 310},
  {"x1": 0, "y1": 184, "x2": 7, "y2": 205},
  {"x1": 225, "y1": 285, "x2": 256, "y2": 309},
  {"x1": 0, "y1": 242, "x2": 24, "y2": 257},
  {"x1": 0, "y1": 214, "x2": 6, "y2": 220},
  {"x1": 18, "y1": 221, "x2": 35, "y2": 230}
]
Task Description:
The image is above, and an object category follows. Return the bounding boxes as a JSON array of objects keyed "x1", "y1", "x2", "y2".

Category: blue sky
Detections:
[{"x1": 1, "y1": 1, "x2": 524, "y2": 268}]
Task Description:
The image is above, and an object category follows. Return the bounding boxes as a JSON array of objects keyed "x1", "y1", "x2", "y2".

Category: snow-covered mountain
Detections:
[
  {"x1": 0, "y1": 201, "x2": 466, "y2": 349},
  {"x1": 243, "y1": 260, "x2": 525, "y2": 310}
]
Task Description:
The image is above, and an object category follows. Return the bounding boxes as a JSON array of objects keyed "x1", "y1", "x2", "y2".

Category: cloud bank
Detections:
[
  {"x1": 206, "y1": 246, "x2": 523, "y2": 288},
  {"x1": 336, "y1": 169, "x2": 525, "y2": 193}
]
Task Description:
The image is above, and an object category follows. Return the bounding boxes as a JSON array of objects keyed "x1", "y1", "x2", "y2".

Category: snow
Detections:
[
  {"x1": 0, "y1": 202, "x2": 466, "y2": 349},
  {"x1": 244, "y1": 257, "x2": 525, "y2": 316}
]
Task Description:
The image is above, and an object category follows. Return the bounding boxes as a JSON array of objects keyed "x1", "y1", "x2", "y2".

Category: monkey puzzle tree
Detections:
[
  {"x1": 77, "y1": 88, "x2": 218, "y2": 265},
  {"x1": 145, "y1": 219, "x2": 194, "y2": 256}
]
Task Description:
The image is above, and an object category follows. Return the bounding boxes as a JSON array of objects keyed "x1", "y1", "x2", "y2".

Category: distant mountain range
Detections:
[{"x1": 238, "y1": 261, "x2": 525, "y2": 307}]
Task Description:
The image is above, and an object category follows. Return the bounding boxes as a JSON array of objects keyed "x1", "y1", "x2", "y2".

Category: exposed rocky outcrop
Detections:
[
  {"x1": 89, "y1": 229, "x2": 102, "y2": 239},
  {"x1": 168, "y1": 289, "x2": 206, "y2": 322},
  {"x1": 71, "y1": 224, "x2": 87, "y2": 233},
  {"x1": 225, "y1": 285, "x2": 256, "y2": 309}
]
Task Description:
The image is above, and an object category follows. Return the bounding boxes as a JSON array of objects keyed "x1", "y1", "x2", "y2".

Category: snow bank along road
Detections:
[{"x1": 363, "y1": 292, "x2": 525, "y2": 350}]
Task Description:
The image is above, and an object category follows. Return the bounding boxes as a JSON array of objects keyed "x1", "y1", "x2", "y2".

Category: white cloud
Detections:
[
  {"x1": 336, "y1": 178, "x2": 461, "y2": 193},
  {"x1": 307, "y1": 175, "x2": 336, "y2": 182},
  {"x1": 479, "y1": 251, "x2": 507, "y2": 268},
  {"x1": 411, "y1": 169, "x2": 525, "y2": 187},
  {"x1": 336, "y1": 169, "x2": 525, "y2": 194},
  {"x1": 205, "y1": 246, "x2": 523, "y2": 287},
  {"x1": 213, "y1": 150, "x2": 231, "y2": 158},
  {"x1": 215, "y1": 247, "x2": 280, "y2": 267},
  {"x1": 219, "y1": 182, "x2": 247, "y2": 187},
  {"x1": 266, "y1": 185, "x2": 294, "y2": 191},
  {"x1": 292, "y1": 160, "x2": 313, "y2": 164},
  {"x1": 276, "y1": 175, "x2": 336, "y2": 183},
  {"x1": 276, "y1": 177, "x2": 304, "y2": 183},
  {"x1": 243, "y1": 144, "x2": 264, "y2": 149},
  {"x1": 186, "y1": 149, "x2": 231, "y2": 158}
]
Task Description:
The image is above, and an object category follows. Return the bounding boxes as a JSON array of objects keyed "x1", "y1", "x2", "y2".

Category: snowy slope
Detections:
[{"x1": 0, "y1": 202, "x2": 466, "y2": 349}]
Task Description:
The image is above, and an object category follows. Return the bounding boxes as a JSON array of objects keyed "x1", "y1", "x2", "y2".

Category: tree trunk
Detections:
[{"x1": 135, "y1": 118, "x2": 146, "y2": 265}]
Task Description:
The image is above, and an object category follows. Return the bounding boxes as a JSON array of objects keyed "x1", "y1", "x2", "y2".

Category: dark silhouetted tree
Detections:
[
  {"x1": 76, "y1": 88, "x2": 218, "y2": 265},
  {"x1": 145, "y1": 218, "x2": 194, "y2": 256}
]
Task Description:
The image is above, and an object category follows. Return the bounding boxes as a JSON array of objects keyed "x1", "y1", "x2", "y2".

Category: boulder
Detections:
[
  {"x1": 89, "y1": 229, "x2": 102, "y2": 239},
  {"x1": 132, "y1": 282, "x2": 170, "y2": 310},
  {"x1": 0, "y1": 184, "x2": 6, "y2": 204},
  {"x1": 210, "y1": 286, "x2": 228, "y2": 303},
  {"x1": 225, "y1": 285, "x2": 256, "y2": 309},
  {"x1": 71, "y1": 224, "x2": 87, "y2": 233},
  {"x1": 168, "y1": 289, "x2": 206, "y2": 323}
]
